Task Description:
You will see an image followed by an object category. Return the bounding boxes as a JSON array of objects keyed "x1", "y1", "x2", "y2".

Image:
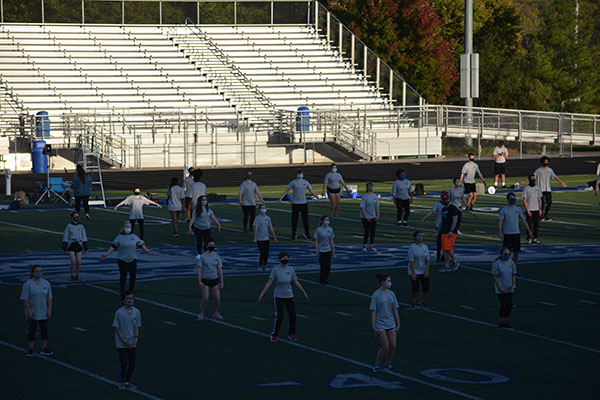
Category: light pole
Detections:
[{"x1": 461, "y1": 0, "x2": 479, "y2": 146}]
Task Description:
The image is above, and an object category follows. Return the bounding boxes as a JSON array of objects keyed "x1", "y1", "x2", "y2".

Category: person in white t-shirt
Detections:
[
  {"x1": 492, "y1": 141, "x2": 509, "y2": 188},
  {"x1": 407, "y1": 231, "x2": 430, "y2": 308},
  {"x1": 166, "y1": 177, "x2": 185, "y2": 237},
  {"x1": 183, "y1": 167, "x2": 195, "y2": 222},
  {"x1": 369, "y1": 273, "x2": 400, "y2": 372}
]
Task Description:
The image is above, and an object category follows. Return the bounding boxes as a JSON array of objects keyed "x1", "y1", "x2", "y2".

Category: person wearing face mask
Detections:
[
  {"x1": 62, "y1": 211, "x2": 88, "y2": 281},
  {"x1": 189, "y1": 195, "x2": 221, "y2": 254},
  {"x1": 498, "y1": 193, "x2": 533, "y2": 263},
  {"x1": 370, "y1": 273, "x2": 400, "y2": 372},
  {"x1": 114, "y1": 187, "x2": 162, "y2": 240},
  {"x1": 278, "y1": 169, "x2": 320, "y2": 240},
  {"x1": 408, "y1": 231, "x2": 430, "y2": 308},
  {"x1": 196, "y1": 238, "x2": 225, "y2": 320},
  {"x1": 253, "y1": 204, "x2": 278, "y2": 272},
  {"x1": 419, "y1": 193, "x2": 446, "y2": 262},
  {"x1": 112, "y1": 290, "x2": 141, "y2": 390},
  {"x1": 21, "y1": 265, "x2": 53, "y2": 357},
  {"x1": 239, "y1": 171, "x2": 264, "y2": 233},
  {"x1": 491, "y1": 248, "x2": 517, "y2": 328},
  {"x1": 101, "y1": 221, "x2": 154, "y2": 293},
  {"x1": 439, "y1": 192, "x2": 460, "y2": 272},
  {"x1": 314, "y1": 216, "x2": 335, "y2": 285},
  {"x1": 322, "y1": 163, "x2": 350, "y2": 217},
  {"x1": 529, "y1": 156, "x2": 567, "y2": 221},
  {"x1": 448, "y1": 178, "x2": 469, "y2": 234},
  {"x1": 360, "y1": 182, "x2": 380, "y2": 252},
  {"x1": 460, "y1": 153, "x2": 486, "y2": 211},
  {"x1": 258, "y1": 252, "x2": 309, "y2": 343},
  {"x1": 392, "y1": 169, "x2": 413, "y2": 226},
  {"x1": 492, "y1": 141, "x2": 509, "y2": 188},
  {"x1": 522, "y1": 174, "x2": 542, "y2": 244}
]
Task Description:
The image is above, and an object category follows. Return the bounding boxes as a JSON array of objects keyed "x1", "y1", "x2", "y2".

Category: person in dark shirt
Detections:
[{"x1": 438, "y1": 192, "x2": 460, "y2": 272}]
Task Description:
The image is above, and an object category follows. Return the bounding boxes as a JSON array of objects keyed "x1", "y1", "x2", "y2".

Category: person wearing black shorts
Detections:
[
  {"x1": 62, "y1": 211, "x2": 88, "y2": 281},
  {"x1": 196, "y1": 239, "x2": 224, "y2": 320},
  {"x1": 460, "y1": 154, "x2": 486, "y2": 211},
  {"x1": 492, "y1": 141, "x2": 509, "y2": 188},
  {"x1": 498, "y1": 193, "x2": 532, "y2": 263}
]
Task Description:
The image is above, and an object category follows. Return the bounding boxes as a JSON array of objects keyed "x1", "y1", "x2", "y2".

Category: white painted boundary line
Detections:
[
  {"x1": 459, "y1": 264, "x2": 600, "y2": 296},
  {"x1": 0, "y1": 339, "x2": 163, "y2": 400},
  {"x1": 298, "y1": 279, "x2": 600, "y2": 354},
  {"x1": 86, "y1": 283, "x2": 482, "y2": 400},
  {"x1": 0, "y1": 220, "x2": 112, "y2": 244}
]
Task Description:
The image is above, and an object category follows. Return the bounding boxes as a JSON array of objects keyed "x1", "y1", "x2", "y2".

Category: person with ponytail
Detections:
[
  {"x1": 492, "y1": 248, "x2": 517, "y2": 328},
  {"x1": 166, "y1": 177, "x2": 185, "y2": 237},
  {"x1": 21, "y1": 265, "x2": 53, "y2": 356},
  {"x1": 314, "y1": 215, "x2": 335, "y2": 285},
  {"x1": 72, "y1": 165, "x2": 92, "y2": 219},
  {"x1": 188, "y1": 195, "x2": 221, "y2": 254},
  {"x1": 369, "y1": 273, "x2": 400, "y2": 372}
]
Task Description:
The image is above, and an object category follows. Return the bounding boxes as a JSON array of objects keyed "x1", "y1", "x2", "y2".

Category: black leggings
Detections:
[
  {"x1": 118, "y1": 259, "x2": 137, "y2": 293},
  {"x1": 526, "y1": 212, "x2": 540, "y2": 239},
  {"x1": 257, "y1": 240, "x2": 270, "y2": 267},
  {"x1": 74, "y1": 195, "x2": 90, "y2": 214},
  {"x1": 242, "y1": 205, "x2": 256, "y2": 230},
  {"x1": 27, "y1": 319, "x2": 48, "y2": 341},
  {"x1": 318, "y1": 251, "x2": 332, "y2": 284},
  {"x1": 272, "y1": 297, "x2": 296, "y2": 336},
  {"x1": 118, "y1": 348, "x2": 136, "y2": 383},
  {"x1": 361, "y1": 218, "x2": 376, "y2": 245},
  {"x1": 291, "y1": 203, "x2": 310, "y2": 235},
  {"x1": 395, "y1": 199, "x2": 410, "y2": 222},
  {"x1": 497, "y1": 293, "x2": 513, "y2": 318},
  {"x1": 193, "y1": 227, "x2": 211, "y2": 254},
  {"x1": 410, "y1": 274, "x2": 430, "y2": 293},
  {"x1": 541, "y1": 192, "x2": 552, "y2": 217},
  {"x1": 436, "y1": 230, "x2": 442, "y2": 259},
  {"x1": 129, "y1": 219, "x2": 145, "y2": 240}
]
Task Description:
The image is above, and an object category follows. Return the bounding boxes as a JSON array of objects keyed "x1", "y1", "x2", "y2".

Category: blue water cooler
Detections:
[
  {"x1": 36, "y1": 111, "x2": 50, "y2": 138},
  {"x1": 32, "y1": 140, "x2": 48, "y2": 174},
  {"x1": 296, "y1": 107, "x2": 310, "y2": 134}
]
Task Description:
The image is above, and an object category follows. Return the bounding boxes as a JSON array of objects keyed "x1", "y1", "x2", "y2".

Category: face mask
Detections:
[
  {"x1": 385, "y1": 281, "x2": 392, "y2": 289},
  {"x1": 280, "y1": 259, "x2": 289, "y2": 265},
  {"x1": 201, "y1": 200, "x2": 208, "y2": 206},
  {"x1": 323, "y1": 220, "x2": 330, "y2": 226},
  {"x1": 543, "y1": 162, "x2": 549, "y2": 167},
  {"x1": 123, "y1": 228, "x2": 131, "y2": 234},
  {"x1": 367, "y1": 187, "x2": 374, "y2": 192},
  {"x1": 454, "y1": 181, "x2": 460, "y2": 186},
  {"x1": 297, "y1": 174, "x2": 303, "y2": 179},
  {"x1": 33, "y1": 271, "x2": 42, "y2": 279},
  {"x1": 416, "y1": 236, "x2": 423, "y2": 242},
  {"x1": 399, "y1": 174, "x2": 406, "y2": 180},
  {"x1": 469, "y1": 157, "x2": 475, "y2": 162},
  {"x1": 72, "y1": 217, "x2": 80, "y2": 224},
  {"x1": 134, "y1": 191, "x2": 141, "y2": 195},
  {"x1": 260, "y1": 208, "x2": 267, "y2": 214},
  {"x1": 207, "y1": 245, "x2": 216, "y2": 252},
  {"x1": 508, "y1": 198, "x2": 516, "y2": 205},
  {"x1": 332, "y1": 168, "x2": 337, "y2": 173},
  {"x1": 247, "y1": 175, "x2": 252, "y2": 180},
  {"x1": 529, "y1": 180, "x2": 536, "y2": 187},
  {"x1": 124, "y1": 298, "x2": 135, "y2": 306},
  {"x1": 501, "y1": 253, "x2": 511, "y2": 261}
]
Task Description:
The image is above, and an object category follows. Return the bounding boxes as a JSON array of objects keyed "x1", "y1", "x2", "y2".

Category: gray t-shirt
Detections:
[
  {"x1": 253, "y1": 214, "x2": 272, "y2": 241},
  {"x1": 196, "y1": 251, "x2": 223, "y2": 280},
  {"x1": 189, "y1": 182, "x2": 207, "y2": 208},
  {"x1": 324, "y1": 172, "x2": 344, "y2": 190},
  {"x1": 492, "y1": 259, "x2": 517, "y2": 294},
  {"x1": 534, "y1": 167, "x2": 557, "y2": 192},
  {"x1": 269, "y1": 265, "x2": 297, "y2": 298},
  {"x1": 112, "y1": 233, "x2": 144, "y2": 263},
  {"x1": 314, "y1": 226, "x2": 334, "y2": 252},
  {"x1": 112, "y1": 306, "x2": 142, "y2": 348},
  {"x1": 448, "y1": 186, "x2": 465, "y2": 208},
  {"x1": 499, "y1": 205, "x2": 524, "y2": 234},
  {"x1": 360, "y1": 193, "x2": 379, "y2": 219},
  {"x1": 167, "y1": 185, "x2": 185, "y2": 211},
  {"x1": 239, "y1": 180, "x2": 260, "y2": 206},
  {"x1": 192, "y1": 207, "x2": 215, "y2": 230},
  {"x1": 431, "y1": 201, "x2": 444, "y2": 228},
  {"x1": 493, "y1": 146, "x2": 508, "y2": 163},
  {"x1": 62, "y1": 223, "x2": 88, "y2": 247},
  {"x1": 392, "y1": 179, "x2": 412, "y2": 200},
  {"x1": 124, "y1": 195, "x2": 152, "y2": 219},
  {"x1": 408, "y1": 243, "x2": 430, "y2": 275},
  {"x1": 369, "y1": 288, "x2": 399, "y2": 331},
  {"x1": 522, "y1": 185, "x2": 542, "y2": 211},
  {"x1": 461, "y1": 162, "x2": 481, "y2": 184},
  {"x1": 20, "y1": 278, "x2": 53, "y2": 320},
  {"x1": 184, "y1": 175, "x2": 195, "y2": 195},
  {"x1": 286, "y1": 179, "x2": 312, "y2": 204}
]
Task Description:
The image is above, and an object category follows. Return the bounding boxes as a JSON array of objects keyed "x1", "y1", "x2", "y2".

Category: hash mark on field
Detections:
[
  {"x1": 579, "y1": 299, "x2": 596, "y2": 305},
  {"x1": 250, "y1": 316, "x2": 266, "y2": 321},
  {"x1": 539, "y1": 301, "x2": 557, "y2": 307},
  {"x1": 352, "y1": 235, "x2": 363, "y2": 238},
  {"x1": 383, "y1": 234, "x2": 395, "y2": 237},
  {"x1": 162, "y1": 321, "x2": 177, "y2": 326},
  {"x1": 72, "y1": 327, "x2": 87, "y2": 332},
  {"x1": 335, "y1": 312, "x2": 352, "y2": 316},
  {"x1": 458, "y1": 305, "x2": 476, "y2": 310},
  {"x1": 297, "y1": 313, "x2": 309, "y2": 319}
]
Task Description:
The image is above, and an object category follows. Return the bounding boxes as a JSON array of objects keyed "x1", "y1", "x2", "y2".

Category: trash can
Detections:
[
  {"x1": 295, "y1": 106, "x2": 310, "y2": 134},
  {"x1": 36, "y1": 111, "x2": 50, "y2": 138},
  {"x1": 32, "y1": 140, "x2": 48, "y2": 174}
]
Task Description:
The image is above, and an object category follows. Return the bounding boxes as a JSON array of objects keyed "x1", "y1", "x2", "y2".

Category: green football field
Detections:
[{"x1": 1, "y1": 174, "x2": 599, "y2": 399}]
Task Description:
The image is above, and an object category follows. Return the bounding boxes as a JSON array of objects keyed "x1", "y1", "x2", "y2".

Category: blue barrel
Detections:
[
  {"x1": 32, "y1": 140, "x2": 48, "y2": 174},
  {"x1": 36, "y1": 111, "x2": 50, "y2": 138},
  {"x1": 295, "y1": 106, "x2": 310, "y2": 133}
]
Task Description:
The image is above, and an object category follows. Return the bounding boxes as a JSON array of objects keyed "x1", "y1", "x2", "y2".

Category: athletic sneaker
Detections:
[
  {"x1": 543, "y1": 217, "x2": 552, "y2": 221},
  {"x1": 197, "y1": 313, "x2": 205, "y2": 321},
  {"x1": 526, "y1": 238, "x2": 533, "y2": 244},
  {"x1": 417, "y1": 303, "x2": 427, "y2": 309},
  {"x1": 362, "y1": 247, "x2": 368, "y2": 252},
  {"x1": 370, "y1": 247, "x2": 378, "y2": 253},
  {"x1": 409, "y1": 303, "x2": 417, "y2": 310},
  {"x1": 40, "y1": 348, "x2": 53, "y2": 356},
  {"x1": 85, "y1": 213, "x2": 91, "y2": 220},
  {"x1": 385, "y1": 364, "x2": 394, "y2": 371},
  {"x1": 212, "y1": 313, "x2": 224, "y2": 320},
  {"x1": 452, "y1": 261, "x2": 460, "y2": 271},
  {"x1": 396, "y1": 221, "x2": 402, "y2": 226},
  {"x1": 303, "y1": 233, "x2": 311, "y2": 240},
  {"x1": 26, "y1": 349, "x2": 34, "y2": 357},
  {"x1": 533, "y1": 239, "x2": 541, "y2": 244},
  {"x1": 118, "y1": 383, "x2": 127, "y2": 390},
  {"x1": 171, "y1": 233, "x2": 180, "y2": 238},
  {"x1": 124, "y1": 383, "x2": 137, "y2": 390},
  {"x1": 402, "y1": 221, "x2": 408, "y2": 226},
  {"x1": 291, "y1": 233, "x2": 297, "y2": 241},
  {"x1": 372, "y1": 364, "x2": 382, "y2": 372},
  {"x1": 270, "y1": 335, "x2": 278, "y2": 342},
  {"x1": 287, "y1": 334, "x2": 297, "y2": 342}
]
